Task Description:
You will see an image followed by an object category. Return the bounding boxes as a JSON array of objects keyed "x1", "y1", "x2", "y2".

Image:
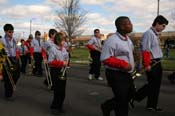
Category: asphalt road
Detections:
[{"x1": 0, "y1": 64, "x2": 175, "y2": 116}]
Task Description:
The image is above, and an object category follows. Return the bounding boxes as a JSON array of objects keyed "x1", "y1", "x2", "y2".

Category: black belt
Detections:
[
  {"x1": 151, "y1": 58, "x2": 161, "y2": 66},
  {"x1": 50, "y1": 67, "x2": 62, "y2": 71},
  {"x1": 106, "y1": 68, "x2": 131, "y2": 75},
  {"x1": 151, "y1": 58, "x2": 161, "y2": 62}
]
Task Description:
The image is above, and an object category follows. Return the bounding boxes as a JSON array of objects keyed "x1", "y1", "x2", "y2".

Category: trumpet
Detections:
[{"x1": 132, "y1": 60, "x2": 161, "y2": 80}]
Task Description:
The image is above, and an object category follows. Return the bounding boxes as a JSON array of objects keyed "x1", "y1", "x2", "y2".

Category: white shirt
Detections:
[
  {"x1": 0, "y1": 36, "x2": 17, "y2": 57},
  {"x1": 31, "y1": 38, "x2": 44, "y2": 53},
  {"x1": 48, "y1": 44, "x2": 69, "y2": 63},
  {"x1": 88, "y1": 36, "x2": 102, "y2": 51},
  {"x1": 100, "y1": 32, "x2": 135, "y2": 73},
  {"x1": 141, "y1": 27, "x2": 163, "y2": 59}
]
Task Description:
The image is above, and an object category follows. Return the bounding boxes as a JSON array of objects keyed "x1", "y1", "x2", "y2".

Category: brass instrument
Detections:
[
  {"x1": 31, "y1": 57, "x2": 35, "y2": 68},
  {"x1": 59, "y1": 58, "x2": 69, "y2": 80},
  {"x1": 43, "y1": 60, "x2": 52, "y2": 89},
  {"x1": 3, "y1": 61, "x2": 16, "y2": 91},
  {"x1": 0, "y1": 52, "x2": 5, "y2": 80},
  {"x1": 132, "y1": 60, "x2": 161, "y2": 80},
  {"x1": 0, "y1": 42, "x2": 16, "y2": 90},
  {"x1": 59, "y1": 66, "x2": 67, "y2": 80}
]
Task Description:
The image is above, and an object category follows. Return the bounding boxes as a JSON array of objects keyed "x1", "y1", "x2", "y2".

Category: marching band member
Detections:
[
  {"x1": 30, "y1": 30, "x2": 43, "y2": 77},
  {"x1": 63, "y1": 36, "x2": 71, "y2": 67},
  {"x1": 86, "y1": 29, "x2": 103, "y2": 80},
  {"x1": 43, "y1": 29, "x2": 57, "y2": 53},
  {"x1": 0, "y1": 23, "x2": 20, "y2": 101},
  {"x1": 25, "y1": 34, "x2": 33, "y2": 66},
  {"x1": 100, "y1": 16, "x2": 135, "y2": 116},
  {"x1": 43, "y1": 29, "x2": 57, "y2": 88},
  {"x1": 18, "y1": 39, "x2": 28, "y2": 74},
  {"x1": 47, "y1": 32, "x2": 69, "y2": 115},
  {"x1": 140, "y1": 15, "x2": 168, "y2": 112}
]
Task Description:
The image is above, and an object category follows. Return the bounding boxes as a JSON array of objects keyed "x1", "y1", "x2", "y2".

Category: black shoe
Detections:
[
  {"x1": 51, "y1": 109, "x2": 60, "y2": 115},
  {"x1": 101, "y1": 103, "x2": 110, "y2": 116},
  {"x1": 146, "y1": 107, "x2": 163, "y2": 112},
  {"x1": 129, "y1": 98, "x2": 135, "y2": 108},
  {"x1": 154, "y1": 107, "x2": 163, "y2": 112},
  {"x1": 51, "y1": 108, "x2": 65, "y2": 115}
]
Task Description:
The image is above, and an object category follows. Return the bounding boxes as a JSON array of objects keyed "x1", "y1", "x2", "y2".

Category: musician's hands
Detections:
[
  {"x1": 63, "y1": 61, "x2": 68, "y2": 66},
  {"x1": 43, "y1": 58, "x2": 47, "y2": 63},
  {"x1": 31, "y1": 55, "x2": 34, "y2": 60},
  {"x1": 145, "y1": 65, "x2": 151, "y2": 71},
  {"x1": 125, "y1": 63, "x2": 132, "y2": 71}
]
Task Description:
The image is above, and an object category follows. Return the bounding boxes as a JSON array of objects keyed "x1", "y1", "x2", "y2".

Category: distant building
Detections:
[{"x1": 72, "y1": 31, "x2": 175, "y2": 47}]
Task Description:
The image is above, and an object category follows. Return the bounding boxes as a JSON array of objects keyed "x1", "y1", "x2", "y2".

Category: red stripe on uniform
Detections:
[
  {"x1": 49, "y1": 60, "x2": 64, "y2": 68},
  {"x1": 103, "y1": 56, "x2": 128, "y2": 70},
  {"x1": 142, "y1": 51, "x2": 151, "y2": 68},
  {"x1": 41, "y1": 48, "x2": 47, "y2": 59},
  {"x1": 86, "y1": 44, "x2": 95, "y2": 51}
]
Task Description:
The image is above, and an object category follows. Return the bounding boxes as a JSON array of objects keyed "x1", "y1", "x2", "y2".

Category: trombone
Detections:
[
  {"x1": 132, "y1": 60, "x2": 161, "y2": 80},
  {"x1": 4, "y1": 56, "x2": 17, "y2": 91},
  {"x1": 59, "y1": 58, "x2": 69, "y2": 80},
  {"x1": 0, "y1": 43, "x2": 16, "y2": 90},
  {"x1": 59, "y1": 66, "x2": 67, "y2": 80},
  {"x1": 43, "y1": 59, "x2": 52, "y2": 89},
  {"x1": 31, "y1": 57, "x2": 35, "y2": 69}
]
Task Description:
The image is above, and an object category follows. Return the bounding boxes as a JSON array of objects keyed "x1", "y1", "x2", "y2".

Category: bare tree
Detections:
[
  {"x1": 171, "y1": 10, "x2": 175, "y2": 29},
  {"x1": 55, "y1": 0, "x2": 87, "y2": 41}
]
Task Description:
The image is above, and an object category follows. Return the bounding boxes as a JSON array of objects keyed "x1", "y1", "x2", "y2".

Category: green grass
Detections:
[
  {"x1": 71, "y1": 47, "x2": 89, "y2": 63},
  {"x1": 162, "y1": 49, "x2": 175, "y2": 71},
  {"x1": 71, "y1": 47, "x2": 175, "y2": 70}
]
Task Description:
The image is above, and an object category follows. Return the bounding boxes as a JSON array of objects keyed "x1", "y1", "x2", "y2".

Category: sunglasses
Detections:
[{"x1": 7, "y1": 30, "x2": 14, "y2": 33}]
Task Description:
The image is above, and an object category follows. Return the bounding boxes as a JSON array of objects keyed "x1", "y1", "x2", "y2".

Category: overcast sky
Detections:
[{"x1": 0, "y1": 0, "x2": 174, "y2": 38}]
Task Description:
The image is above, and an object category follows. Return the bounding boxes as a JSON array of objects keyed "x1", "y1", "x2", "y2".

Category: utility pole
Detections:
[
  {"x1": 30, "y1": 19, "x2": 32, "y2": 34},
  {"x1": 157, "y1": 0, "x2": 160, "y2": 16}
]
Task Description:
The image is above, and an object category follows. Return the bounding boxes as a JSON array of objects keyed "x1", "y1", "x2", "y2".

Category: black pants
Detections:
[
  {"x1": 32, "y1": 52, "x2": 43, "y2": 75},
  {"x1": 20, "y1": 55, "x2": 27, "y2": 73},
  {"x1": 2, "y1": 57, "x2": 20, "y2": 98},
  {"x1": 50, "y1": 68, "x2": 67, "y2": 110},
  {"x1": 89, "y1": 51, "x2": 101, "y2": 78},
  {"x1": 146, "y1": 60, "x2": 162, "y2": 108},
  {"x1": 102, "y1": 69, "x2": 134, "y2": 116}
]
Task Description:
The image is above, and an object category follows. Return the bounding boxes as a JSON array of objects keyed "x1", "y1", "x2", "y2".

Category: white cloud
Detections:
[
  {"x1": 0, "y1": 5, "x2": 52, "y2": 19},
  {"x1": 0, "y1": 0, "x2": 8, "y2": 4},
  {"x1": 1, "y1": 0, "x2": 175, "y2": 37},
  {"x1": 0, "y1": 4, "x2": 56, "y2": 37},
  {"x1": 81, "y1": 0, "x2": 113, "y2": 5}
]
